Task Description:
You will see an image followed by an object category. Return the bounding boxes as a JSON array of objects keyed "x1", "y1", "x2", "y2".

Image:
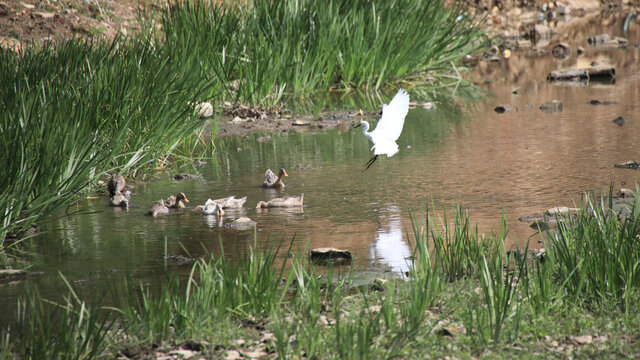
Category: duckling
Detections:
[
  {"x1": 165, "y1": 192, "x2": 190, "y2": 209},
  {"x1": 262, "y1": 168, "x2": 288, "y2": 188},
  {"x1": 256, "y1": 194, "x2": 304, "y2": 208},
  {"x1": 109, "y1": 193, "x2": 129, "y2": 208},
  {"x1": 107, "y1": 174, "x2": 126, "y2": 197},
  {"x1": 147, "y1": 199, "x2": 169, "y2": 217},
  {"x1": 202, "y1": 199, "x2": 225, "y2": 216}
]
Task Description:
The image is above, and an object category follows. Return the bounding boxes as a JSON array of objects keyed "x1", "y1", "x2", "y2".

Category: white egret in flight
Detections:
[{"x1": 355, "y1": 89, "x2": 410, "y2": 170}]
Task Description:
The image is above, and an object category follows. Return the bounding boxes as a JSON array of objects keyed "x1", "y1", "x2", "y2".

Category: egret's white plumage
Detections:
[{"x1": 357, "y1": 89, "x2": 410, "y2": 169}]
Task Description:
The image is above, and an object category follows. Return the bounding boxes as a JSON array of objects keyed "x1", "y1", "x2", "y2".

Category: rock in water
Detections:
[
  {"x1": 310, "y1": 247, "x2": 352, "y2": 263},
  {"x1": 612, "y1": 116, "x2": 627, "y2": 126}
]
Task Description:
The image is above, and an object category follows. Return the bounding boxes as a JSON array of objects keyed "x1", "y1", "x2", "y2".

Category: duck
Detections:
[
  {"x1": 147, "y1": 199, "x2": 169, "y2": 217},
  {"x1": 256, "y1": 194, "x2": 304, "y2": 208},
  {"x1": 109, "y1": 193, "x2": 129, "y2": 208},
  {"x1": 165, "y1": 192, "x2": 190, "y2": 209},
  {"x1": 211, "y1": 195, "x2": 247, "y2": 209},
  {"x1": 202, "y1": 199, "x2": 225, "y2": 216},
  {"x1": 262, "y1": 168, "x2": 288, "y2": 188},
  {"x1": 107, "y1": 174, "x2": 126, "y2": 197}
]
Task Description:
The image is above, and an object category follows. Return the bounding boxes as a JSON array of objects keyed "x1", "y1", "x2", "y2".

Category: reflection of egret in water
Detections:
[{"x1": 369, "y1": 208, "x2": 412, "y2": 275}]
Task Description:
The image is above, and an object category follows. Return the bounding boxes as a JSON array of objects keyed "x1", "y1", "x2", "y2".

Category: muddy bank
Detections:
[{"x1": 214, "y1": 108, "x2": 374, "y2": 137}]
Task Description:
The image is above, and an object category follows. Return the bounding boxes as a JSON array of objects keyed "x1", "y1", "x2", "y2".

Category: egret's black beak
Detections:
[{"x1": 353, "y1": 122, "x2": 362, "y2": 129}]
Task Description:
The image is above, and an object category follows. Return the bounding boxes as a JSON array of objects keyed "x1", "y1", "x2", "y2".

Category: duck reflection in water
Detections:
[{"x1": 201, "y1": 200, "x2": 224, "y2": 228}]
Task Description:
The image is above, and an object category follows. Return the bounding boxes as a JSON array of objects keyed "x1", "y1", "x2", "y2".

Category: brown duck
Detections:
[
  {"x1": 262, "y1": 168, "x2": 288, "y2": 188},
  {"x1": 165, "y1": 192, "x2": 190, "y2": 209}
]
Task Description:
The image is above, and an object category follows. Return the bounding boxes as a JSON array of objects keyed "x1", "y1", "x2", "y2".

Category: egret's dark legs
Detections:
[{"x1": 362, "y1": 155, "x2": 379, "y2": 171}]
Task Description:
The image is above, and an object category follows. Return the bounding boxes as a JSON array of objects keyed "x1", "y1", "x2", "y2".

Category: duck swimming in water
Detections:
[
  {"x1": 262, "y1": 168, "x2": 288, "y2": 188},
  {"x1": 255, "y1": 194, "x2": 304, "y2": 208},
  {"x1": 210, "y1": 195, "x2": 247, "y2": 209},
  {"x1": 165, "y1": 192, "x2": 190, "y2": 209},
  {"x1": 202, "y1": 199, "x2": 225, "y2": 216},
  {"x1": 107, "y1": 174, "x2": 126, "y2": 197},
  {"x1": 109, "y1": 193, "x2": 129, "y2": 208},
  {"x1": 147, "y1": 199, "x2": 169, "y2": 217},
  {"x1": 107, "y1": 174, "x2": 129, "y2": 207}
]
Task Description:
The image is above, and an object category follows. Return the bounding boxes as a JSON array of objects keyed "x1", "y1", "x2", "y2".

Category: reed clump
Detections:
[
  {"x1": 0, "y1": 38, "x2": 210, "y2": 246},
  {"x1": 161, "y1": 0, "x2": 485, "y2": 106}
]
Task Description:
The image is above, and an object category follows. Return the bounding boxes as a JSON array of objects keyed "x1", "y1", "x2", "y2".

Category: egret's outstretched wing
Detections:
[{"x1": 371, "y1": 89, "x2": 410, "y2": 141}]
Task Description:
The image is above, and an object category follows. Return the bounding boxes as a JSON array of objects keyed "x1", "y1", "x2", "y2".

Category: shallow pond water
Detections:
[{"x1": 2, "y1": 12, "x2": 640, "y2": 326}]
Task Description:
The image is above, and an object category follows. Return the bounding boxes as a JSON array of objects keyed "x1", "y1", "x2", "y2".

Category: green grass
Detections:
[
  {"x1": 161, "y1": 0, "x2": 485, "y2": 106},
  {"x1": 3, "y1": 192, "x2": 640, "y2": 358},
  {"x1": 0, "y1": 37, "x2": 211, "y2": 246}
]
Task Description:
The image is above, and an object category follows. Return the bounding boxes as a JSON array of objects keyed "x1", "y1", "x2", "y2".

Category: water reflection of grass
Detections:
[{"x1": 3, "y1": 193, "x2": 640, "y2": 358}]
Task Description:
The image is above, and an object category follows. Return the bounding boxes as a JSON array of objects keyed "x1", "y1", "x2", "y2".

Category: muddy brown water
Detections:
[{"x1": 2, "y1": 12, "x2": 640, "y2": 326}]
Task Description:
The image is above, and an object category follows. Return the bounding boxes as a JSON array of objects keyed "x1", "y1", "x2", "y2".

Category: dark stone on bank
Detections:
[
  {"x1": 494, "y1": 105, "x2": 513, "y2": 113},
  {"x1": 612, "y1": 116, "x2": 627, "y2": 126},
  {"x1": 551, "y1": 43, "x2": 571, "y2": 59},
  {"x1": 519, "y1": 195, "x2": 637, "y2": 230},
  {"x1": 615, "y1": 161, "x2": 640, "y2": 169},
  {"x1": 547, "y1": 65, "x2": 615, "y2": 81},
  {"x1": 589, "y1": 99, "x2": 618, "y2": 105}
]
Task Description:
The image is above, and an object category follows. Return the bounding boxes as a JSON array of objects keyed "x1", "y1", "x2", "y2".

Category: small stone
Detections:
[
  {"x1": 551, "y1": 43, "x2": 571, "y2": 59},
  {"x1": 33, "y1": 11, "x2": 55, "y2": 19},
  {"x1": 195, "y1": 102, "x2": 213, "y2": 118},
  {"x1": 494, "y1": 105, "x2": 512, "y2": 113},
  {"x1": 612, "y1": 116, "x2": 626, "y2": 126},
  {"x1": 168, "y1": 349, "x2": 199, "y2": 358},
  {"x1": 574, "y1": 335, "x2": 593, "y2": 345},
  {"x1": 225, "y1": 350, "x2": 241, "y2": 360},
  {"x1": 256, "y1": 136, "x2": 271, "y2": 143},
  {"x1": 239, "y1": 350, "x2": 268, "y2": 359},
  {"x1": 588, "y1": 34, "x2": 610, "y2": 45},
  {"x1": 372, "y1": 278, "x2": 388, "y2": 291},
  {"x1": 546, "y1": 206, "x2": 579, "y2": 215},
  {"x1": 532, "y1": 24, "x2": 553, "y2": 39},
  {"x1": 618, "y1": 188, "x2": 635, "y2": 198}
]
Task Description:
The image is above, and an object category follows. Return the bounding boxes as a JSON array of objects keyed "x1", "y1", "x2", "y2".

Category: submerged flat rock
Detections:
[
  {"x1": 0, "y1": 269, "x2": 27, "y2": 283},
  {"x1": 547, "y1": 65, "x2": 615, "y2": 82},
  {"x1": 310, "y1": 248, "x2": 352, "y2": 262}
]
